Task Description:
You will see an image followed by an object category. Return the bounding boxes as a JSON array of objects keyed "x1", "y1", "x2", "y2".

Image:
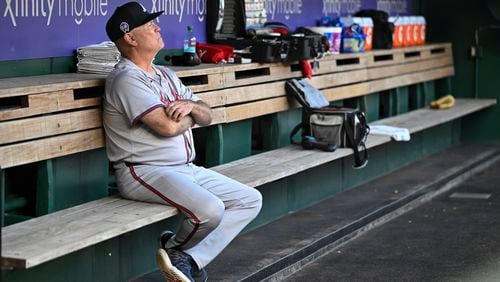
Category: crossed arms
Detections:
[{"x1": 141, "y1": 100, "x2": 212, "y2": 137}]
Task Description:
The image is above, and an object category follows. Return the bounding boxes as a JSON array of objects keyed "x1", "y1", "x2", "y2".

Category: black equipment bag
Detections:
[
  {"x1": 286, "y1": 34, "x2": 321, "y2": 61},
  {"x1": 286, "y1": 79, "x2": 369, "y2": 169},
  {"x1": 206, "y1": 0, "x2": 284, "y2": 60},
  {"x1": 206, "y1": 1, "x2": 326, "y2": 62},
  {"x1": 206, "y1": 0, "x2": 253, "y2": 50},
  {"x1": 354, "y1": 9, "x2": 395, "y2": 49},
  {"x1": 249, "y1": 39, "x2": 286, "y2": 63},
  {"x1": 206, "y1": 0, "x2": 246, "y2": 42}
]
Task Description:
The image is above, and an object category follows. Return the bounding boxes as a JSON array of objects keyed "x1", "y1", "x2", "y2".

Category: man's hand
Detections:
[
  {"x1": 165, "y1": 100, "x2": 193, "y2": 121},
  {"x1": 167, "y1": 100, "x2": 212, "y2": 126},
  {"x1": 141, "y1": 106, "x2": 193, "y2": 137}
]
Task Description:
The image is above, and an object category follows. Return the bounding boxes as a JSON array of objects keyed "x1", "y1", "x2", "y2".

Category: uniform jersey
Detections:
[{"x1": 103, "y1": 58, "x2": 200, "y2": 166}]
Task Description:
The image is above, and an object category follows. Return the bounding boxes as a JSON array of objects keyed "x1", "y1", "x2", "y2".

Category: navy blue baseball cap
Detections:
[{"x1": 106, "y1": 2, "x2": 163, "y2": 42}]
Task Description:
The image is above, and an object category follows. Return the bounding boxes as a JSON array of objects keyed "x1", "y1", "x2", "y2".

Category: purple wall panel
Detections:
[{"x1": 0, "y1": 0, "x2": 412, "y2": 61}]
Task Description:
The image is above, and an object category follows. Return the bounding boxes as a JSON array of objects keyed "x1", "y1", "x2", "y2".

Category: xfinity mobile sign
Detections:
[
  {"x1": 4, "y1": 0, "x2": 110, "y2": 26},
  {"x1": 1, "y1": 0, "x2": 411, "y2": 61},
  {"x1": 3, "y1": 0, "x2": 208, "y2": 25}
]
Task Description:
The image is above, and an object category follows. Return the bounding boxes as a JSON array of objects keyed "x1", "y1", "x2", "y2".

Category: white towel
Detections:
[{"x1": 369, "y1": 125, "x2": 410, "y2": 141}]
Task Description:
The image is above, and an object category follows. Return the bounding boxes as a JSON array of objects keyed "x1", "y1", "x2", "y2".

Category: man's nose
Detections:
[{"x1": 153, "y1": 22, "x2": 161, "y2": 32}]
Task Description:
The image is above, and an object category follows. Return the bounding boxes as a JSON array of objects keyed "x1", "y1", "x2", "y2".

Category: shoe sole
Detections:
[
  {"x1": 192, "y1": 270, "x2": 208, "y2": 282},
  {"x1": 156, "y1": 248, "x2": 191, "y2": 282}
]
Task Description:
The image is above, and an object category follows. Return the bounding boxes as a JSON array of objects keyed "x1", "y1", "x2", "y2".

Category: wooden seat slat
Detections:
[
  {"x1": 0, "y1": 90, "x2": 101, "y2": 122},
  {"x1": 2, "y1": 196, "x2": 177, "y2": 269},
  {"x1": 314, "y1": 55, "x2": 452, "y2": 89},
  {"x1": 224, "y1": 96, "x2": 290, "y2": 123},
  {"x1": 0, "y1": 128, "x2": 104, "y2": 169},
  {"x1": 0, "y1": 73, "x2": 105, "y2": 98},
  {"x1": 323, "y1": 66, "x2": 454, "y2": 101},
  {"x1": 218, "y1": 65, "x2": 455, "y2": 124},
  {"x1": 371, "y1": 98, "x2": 497, "y2": 133},
  {"x1": 0, "y1": 108, "x2": 102, "y2": 145}
]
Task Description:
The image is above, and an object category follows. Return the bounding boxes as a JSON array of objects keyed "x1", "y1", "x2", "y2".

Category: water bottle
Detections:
[
  {"x1": 181, "y1": 25, "x2": 200, "y2": 66},
  {"x1": 184, "y1": 25, "x2": 196, "y2": 54}
]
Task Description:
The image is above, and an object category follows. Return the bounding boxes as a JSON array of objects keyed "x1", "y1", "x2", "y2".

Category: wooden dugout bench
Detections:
[{"x1": 0, "y1": 43, "x2": 496, "y2": 270}]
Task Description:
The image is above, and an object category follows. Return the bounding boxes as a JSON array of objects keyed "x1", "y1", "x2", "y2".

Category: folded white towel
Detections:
[{"x1": 369, "y1": 125, "x2": 410, "y2": 141}]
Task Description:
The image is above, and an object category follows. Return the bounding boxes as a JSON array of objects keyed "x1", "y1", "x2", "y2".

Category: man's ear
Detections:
[{"x1": 123, "y1": 33, "x2": 138, "y2": 47}]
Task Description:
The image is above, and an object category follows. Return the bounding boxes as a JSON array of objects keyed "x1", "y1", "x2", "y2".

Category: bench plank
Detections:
[
  {"x1": 220, "y1": 66, "x2": 455, "y2": 124},
  {"x1": 371, "y1": 98, "x2": 497, "y2": 133},
  {"x1": 315, "y1": 43, "x2": 451, "y2": 75},
  {"x1": 1, "y1": 196, "x2": 178, "y2": 268},
  {"x1": 0, "y1": 108, "x2": 102, "y2": 145},
  {"x1": 178, "y1": 73, "x2": 225, "y2": 93},
  {"x1": 323, "y1": 66, "x2": 454, "y2": 101},
  {"x1": 225, "y1": 97, "x2": 290, "y2": 123},
  {"x1": 312, "y1": 55, "x2": 453, "y2": 89},
  {"x1": 0, "y1": 90, "x2": 101, "y2": 122},
  {"x1": 0, "y1": 73, "x2": 104, "y2": 98},
  {"x1": 0, "y1": 129, "x2": 104, "y2": 169},
  {"x1": 223, "y1": 81, "x2": 286, "y2": 105}
]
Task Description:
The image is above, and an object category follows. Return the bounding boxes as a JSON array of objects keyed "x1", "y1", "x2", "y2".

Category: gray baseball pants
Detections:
[{"x1": 114, "y1": 162, "x2": 263, "y2": 269}]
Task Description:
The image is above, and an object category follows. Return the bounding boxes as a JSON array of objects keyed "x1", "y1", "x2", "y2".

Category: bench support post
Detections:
[
  {"x1": 260, "y1": 110, "x2": 301, "y2": 150},
  {"x1": 344, "y1": 95, "x2": 380, "y2": 122},
  {"x1": 362, "y1": 94, "x2": 381, "y2": 122},
  {"x1": 421, "y1": 81, "x2": 436, "y2": 106},
  {"x1": 394, "y1": 87, "x2": 410, "y2": 115},
  {"x1": 36, "y1": 160, "x2": 55, "y2": 215},
  {"x1": 205, "y1": 121, "x2": 253, "y2": 167},
  {"x1": 409, "y1": 85, "x2": 421, "y2": 110},
  {"x1": 435, "y1": 77, "x2": 453, "y2": 98},
  {"x1": 379, "y1": 87, "x2": 410, "y2": 117},
  {"x1": 34, "y1": 150, "x2": 109, "y2": 215},
  {"x1": 379, "y1": 90, "x2": 393, "y2": 118}
]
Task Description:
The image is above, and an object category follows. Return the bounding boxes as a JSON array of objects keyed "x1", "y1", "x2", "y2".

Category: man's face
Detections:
[{"x1": 129, "y1": 20, "x2": 164, "y2": 54}]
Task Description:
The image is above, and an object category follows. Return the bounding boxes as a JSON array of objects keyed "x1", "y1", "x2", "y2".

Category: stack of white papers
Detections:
[{"x1": 76, "y1": 41, "x2": 120, "y2": 75}]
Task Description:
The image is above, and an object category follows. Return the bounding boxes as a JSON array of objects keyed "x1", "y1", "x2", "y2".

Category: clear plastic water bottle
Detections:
[
  {"x1": 181, "y1": 25, "x2": 200, "y2": 66},
  {"x1": 184, "y1": 25, "x2": 196, "y2": 54}
]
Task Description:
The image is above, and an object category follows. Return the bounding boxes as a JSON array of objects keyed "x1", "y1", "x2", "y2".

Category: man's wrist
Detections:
[{"x1": 188, "y1": 115, "x2": 195, "y2": 127}]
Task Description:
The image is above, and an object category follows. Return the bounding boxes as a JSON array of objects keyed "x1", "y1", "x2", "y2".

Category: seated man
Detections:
[{"x1": 104, "y1": 2, "x2": 262, "y2": 281}]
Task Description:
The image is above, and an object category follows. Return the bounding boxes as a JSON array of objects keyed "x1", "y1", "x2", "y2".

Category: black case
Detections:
[
  {"x1": 286, "y1": 36, "x2": 317, "y2": 61},
  {"x1": 206, "y1": 0, "x2": 326, "y2": 62},
  {"x1": 206, "y1": 0, "x2": 250, "y2": 49},
  {"x1": 250, "y1": 40, "x2": 285, "y2": 63}
]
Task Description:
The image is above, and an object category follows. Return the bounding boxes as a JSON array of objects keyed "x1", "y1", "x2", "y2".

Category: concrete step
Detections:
[{"x1": 132, "y1": 143, "x2": 500, "y2": 282}]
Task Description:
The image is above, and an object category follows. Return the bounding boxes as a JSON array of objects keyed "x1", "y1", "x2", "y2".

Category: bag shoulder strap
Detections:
[
  {"x1": 343, "y1": 118, "x2": 368, "y2": 169},
  {"x1": 290, "y1": 122, "x2": 303, "y2": 145}
]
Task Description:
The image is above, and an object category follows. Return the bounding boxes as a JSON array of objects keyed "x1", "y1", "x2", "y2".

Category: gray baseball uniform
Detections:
[{"x1": 103, "y1": 58, "x2": 262, "y2": 269}]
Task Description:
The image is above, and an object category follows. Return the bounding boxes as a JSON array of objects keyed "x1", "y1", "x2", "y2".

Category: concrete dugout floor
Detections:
[{"x1": 285, "y1": 153, "x2": 500, "y2": 281}]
